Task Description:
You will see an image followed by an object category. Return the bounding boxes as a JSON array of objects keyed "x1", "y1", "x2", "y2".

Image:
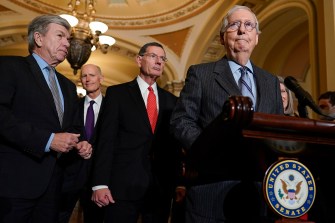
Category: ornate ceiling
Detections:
[{"x1": 0, "y1": 0, "x2": 313, "y2": 96}]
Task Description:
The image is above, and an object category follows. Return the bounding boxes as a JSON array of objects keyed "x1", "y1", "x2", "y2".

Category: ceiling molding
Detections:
[{"x1": 11, "y1": 0, "x2": 218, "y2": 29}]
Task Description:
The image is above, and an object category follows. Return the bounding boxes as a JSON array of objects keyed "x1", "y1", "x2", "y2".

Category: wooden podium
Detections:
[{"x1": 186, "y1": 96, "x2": 335, "y2": 223}]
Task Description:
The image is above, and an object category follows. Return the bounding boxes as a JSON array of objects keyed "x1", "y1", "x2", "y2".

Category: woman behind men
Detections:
[{"x1": 278, "y1": 76, "x2": 297, "y2": 116}]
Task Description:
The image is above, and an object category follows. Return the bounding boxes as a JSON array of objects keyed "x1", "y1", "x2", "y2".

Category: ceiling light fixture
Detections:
[{"x1": 60, "y1": 0, "x2": 116, "y2": 75}]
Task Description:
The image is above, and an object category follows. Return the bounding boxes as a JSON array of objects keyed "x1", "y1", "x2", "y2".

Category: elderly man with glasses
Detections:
[
  {"x1": 170, "y1": 5, "x2": 283, "y2": 223},
  {"x1": 91, "y1": 42, "x2": 182, "y2": 223}
]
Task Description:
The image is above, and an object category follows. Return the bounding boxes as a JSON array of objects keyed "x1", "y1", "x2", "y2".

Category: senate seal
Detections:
[{"x1": 263, "y1": 159, "x2": 316, "y2": 218}]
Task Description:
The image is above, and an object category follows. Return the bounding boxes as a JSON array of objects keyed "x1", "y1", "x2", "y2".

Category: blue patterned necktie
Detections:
[
  {"x1": 47, "y1": 66, "x2": 63, "y2": 126},
  {"x1": 239, "y1": 67, "x2": 255, "y2": 107},
  {"x1": 85, "y1": 100, "x2": 95, "y2": 141}
]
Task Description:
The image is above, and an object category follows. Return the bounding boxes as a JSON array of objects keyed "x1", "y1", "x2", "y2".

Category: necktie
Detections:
[
  {"x1": 85, "y1": 100, "x2": 95, "y2": 141},
  {"x1": 147, "y1": 86, "x2": 158, "y2": 133},
  {"x1": 48, "y1": 66, "x2": 63, "y2": 125},
  {"x1": 239, "y1": 67, "x2": 255, "y2": 107}
]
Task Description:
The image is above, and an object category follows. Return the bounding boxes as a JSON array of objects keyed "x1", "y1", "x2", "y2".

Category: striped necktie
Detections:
[
  {"x1": 47, "y1": 66, "x2": 63, "y2": 126},
  {"x1": 239, "y1": 67, "x2": 255, "y2": 107}
]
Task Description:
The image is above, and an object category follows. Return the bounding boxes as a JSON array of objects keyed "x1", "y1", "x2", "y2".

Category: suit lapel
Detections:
[
  {"x1": 156, "y1": 87, "x2": 165, "y2": 132},
  {"x1": 26, "y1": 56, "x2": 61, "y2": 125},
  {"x1": 127, "y1": 79, "x2": 153, "y2": 133},
  {"x1": 79, "y1": 98, "x2": 85, "y2": 124},
  {"x1": 213, "y1": 57, "x2": 273, "y2": 111},
  {"x1": 79, "y1": 98, "x2": 85, "y2": 132},
  {"x1": 95, "y1": 96, "x2": 104, "y2": 126},
  {"x1": 56, "y1": 70, "x2": 71, "y2": 127},
  {"x1": 252, "y1": 65, "x2": 271, "y2": 111},
  {"x1": 214, "y1": 57, "x2": 241, "y2": 96}
]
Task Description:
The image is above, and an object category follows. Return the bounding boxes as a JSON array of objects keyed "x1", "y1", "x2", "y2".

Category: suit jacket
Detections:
[
  {"x1": 170, "y1": 56, "x2": 284, "y2": 183},
  {"x1": 61, "y1": 96, "x2": 104, "y2": 192},
  {"x1": 92, "y1": 78, "x2": 181, "y2": 200},
  {"x1": 0, "y1": 55, "x2": 79, "y2": 199}
]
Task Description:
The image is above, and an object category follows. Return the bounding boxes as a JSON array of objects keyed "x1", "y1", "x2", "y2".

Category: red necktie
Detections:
[{"x1": 147, "y1": 86, "x2": 158, "y2": 133}]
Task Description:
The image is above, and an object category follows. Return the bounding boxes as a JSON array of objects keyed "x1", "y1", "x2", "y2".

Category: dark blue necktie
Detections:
[{"x1": 85, "y1": 100, "x2": 95, "y2": 141}]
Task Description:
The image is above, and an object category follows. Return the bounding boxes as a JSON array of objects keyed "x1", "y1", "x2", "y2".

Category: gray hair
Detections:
[
  {"x1": 220, "y1": 5, "x2": 261, "y2": 34},
  {"x1": 27, "y1": 15, "x2": 71, "y2": 53}
]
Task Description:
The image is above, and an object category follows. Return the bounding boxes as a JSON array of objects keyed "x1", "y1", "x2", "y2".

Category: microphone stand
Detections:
[{"x1": 297, "y1": 101, "x2": 309, "y2": 118}]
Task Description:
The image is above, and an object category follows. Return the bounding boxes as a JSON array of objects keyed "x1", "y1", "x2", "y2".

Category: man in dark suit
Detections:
[
  {"x1": 170, "y1": 5, "x2": 283, "y2": 223},
  {"x1": 59, "y1": 64, "x2": 105, "y2": 223},
  {"x1": 91, "y1": 42, "x2": 182, "y2": 223},
  {"x1": 0, "y1": 15, "x2": 92, "y2": 223}
]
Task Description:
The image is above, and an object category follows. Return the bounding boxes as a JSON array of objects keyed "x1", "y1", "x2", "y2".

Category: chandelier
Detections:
[{"x1": 60, "y1": 0, "x2": 115, "y2": 75}]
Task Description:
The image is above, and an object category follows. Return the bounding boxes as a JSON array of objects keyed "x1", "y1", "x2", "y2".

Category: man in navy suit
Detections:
[
  {"x1": 59, "y1": 64, "x2": 105, "y2": 223},
  {"x1": 91, "y1": 42, "x2": 182, "y2": 223},
  {"x1": 0, "y1": 15, "x2": 92, "y2": 223},
  {"x1": 170, "y1": 5, "x2": 283, "y2": 223}
]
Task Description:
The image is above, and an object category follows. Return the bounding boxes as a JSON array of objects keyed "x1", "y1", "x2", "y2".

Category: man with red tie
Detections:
[{"x1": 91, "y1": 42, "x2": 182, "y2": 223}]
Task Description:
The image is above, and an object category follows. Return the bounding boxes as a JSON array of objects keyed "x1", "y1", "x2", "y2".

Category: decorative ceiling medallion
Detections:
[
  {"x1": 12, "y1": 0, "x2": 216, "y2": 29},
  {"x1": 108, "y1": 0, "x2": 215, "y2": 29}
]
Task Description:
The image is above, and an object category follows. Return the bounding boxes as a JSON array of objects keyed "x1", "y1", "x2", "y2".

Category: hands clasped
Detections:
[
  {"x1": 92, "y1": 188, "x2": 115, "y2": 207},
  {"x1": 51, "y1": 133, "x2": 92, "y2": 159},
  {"x1": 77, "y1": 140, "x2": 93, "y2": 159}
]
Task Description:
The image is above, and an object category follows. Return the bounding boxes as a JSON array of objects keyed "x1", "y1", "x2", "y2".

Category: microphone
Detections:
[{"x1": 284, "y1": 76, "x2": 324, "y2": 116}]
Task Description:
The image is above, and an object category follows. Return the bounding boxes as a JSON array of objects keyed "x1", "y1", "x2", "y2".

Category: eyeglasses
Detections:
[
  {"x1": 224, "y1": 21, "x2": 257, "y2": 32},
  {"x1": 140, "y1": 53, "x2": 168, "y2": 63}
]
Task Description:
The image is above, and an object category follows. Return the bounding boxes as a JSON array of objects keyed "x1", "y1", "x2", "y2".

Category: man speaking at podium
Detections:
[{"x1": 170, "y1": 5, "x2": 283, "y2": 223}]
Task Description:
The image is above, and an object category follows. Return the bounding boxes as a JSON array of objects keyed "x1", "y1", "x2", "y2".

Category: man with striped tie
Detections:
[
  {"x1": 170, "y1": 5, "x2": 284, "y2": 223},
  {"x1": 0, "y1": 15, "x2": 92, "y2": 223}
]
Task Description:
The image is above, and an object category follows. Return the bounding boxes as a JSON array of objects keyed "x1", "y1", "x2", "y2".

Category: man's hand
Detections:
[
  {"x1": 175, "y1": 186, "x2": 186, "y2": 203},
  {"x1": 92, "y1": 188, "x2": 115, "y2": 207},
  {"x1": 76, "y1": 140, "x2": 92, "y2": 159},
  {"x1": 51, "y1": 133, "x2": 80, "y2": 153}
]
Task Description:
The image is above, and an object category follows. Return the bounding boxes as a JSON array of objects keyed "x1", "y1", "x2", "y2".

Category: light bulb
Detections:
[{"x1": 59, "y1": 14, "x2": 79, "y2": 27}]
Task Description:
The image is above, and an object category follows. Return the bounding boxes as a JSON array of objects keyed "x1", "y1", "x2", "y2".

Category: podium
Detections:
[{"x1": 186, "y1": 96, "x2": 335, "y2": 223}]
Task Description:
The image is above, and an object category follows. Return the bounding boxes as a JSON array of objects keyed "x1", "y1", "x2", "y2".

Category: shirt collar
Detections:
[
  {"x1": 32, "y1": 53, "x2": 49, "y2": 71},
  {"x1": 85, "y1": 93, "x2": 103, "y2": 105},
  {"x1": 228, "y1": 60, "x2": 254, "y2": 74},
  {"x1": 136, "y1": 75, "x2": 158, "y2": 94}
]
